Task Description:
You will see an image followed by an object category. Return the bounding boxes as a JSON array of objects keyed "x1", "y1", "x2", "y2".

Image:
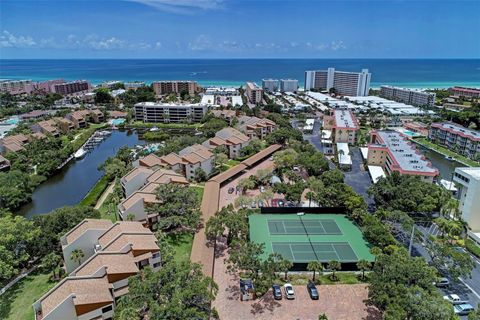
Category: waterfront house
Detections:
[
  {"x1": 31, "y1": 120, "x2": 60, "y2": 138},
  {"x1": 0, "y1": 134, "x2": 29, "y2": 154}
]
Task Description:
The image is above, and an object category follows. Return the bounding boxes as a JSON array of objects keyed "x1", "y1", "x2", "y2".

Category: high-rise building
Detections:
[
  {"x1": 380, "y1": 86, "x2": 436, "y2": 107},
  {"x1": 152, "y1": 81, "x2": 199, "y2": 96},
  {"x1": 304, "y1": 68, "x2": 371, "y2": 96},
  {"x1": 280, "y1": 79, "x2": 298, "y2": 93},
  {"x1": 245, "y1": 82, "x2": 263, "y2": 104},
  {"x1": 261, "y1": 79, "x2": 279, "y2": 92},
  {"x1": 453, "y1": 167, "x2": 480, "y2": 244},
  {"x1": 134, "y1": 102, "x2": 207, "y2": 123},
  {"x1": 52, "y1": 80, "x2": 91, "y2": 96}
]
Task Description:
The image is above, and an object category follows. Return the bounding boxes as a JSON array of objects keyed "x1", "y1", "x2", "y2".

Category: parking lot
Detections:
[{"x1": 213, "y1": 248, "x2": 379, "y2": 320}]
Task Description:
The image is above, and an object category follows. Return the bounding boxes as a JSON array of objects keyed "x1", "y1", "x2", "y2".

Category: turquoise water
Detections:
[
  {"x1": 1, "y1": 59, "x2": 479, "y2": 88},
  {"x1": 111, "y1": 118, "x2": 125, "y2": 125},
  {"x1": 403, "y1": 130, "x2": 417, "y2": 137},
  {"x1": 1, "y1": 118, "x2": 19, "y2": 125}
]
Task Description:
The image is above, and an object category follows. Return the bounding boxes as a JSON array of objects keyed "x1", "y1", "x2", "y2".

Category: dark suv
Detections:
[
  {"x1": 272, "y1": 284, "x2": 282, "y2": 300},
  {"x1": 307, "y1": 282, "x2": 319, "y2": 300}
]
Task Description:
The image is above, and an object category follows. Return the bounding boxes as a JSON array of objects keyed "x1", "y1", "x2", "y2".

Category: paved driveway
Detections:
[
  {"x1": 213, "y1": 249, "x2": 379, "y2": 320},
  {"x1": 343, "y1": 147, "x2": 374, "y2": 206}
]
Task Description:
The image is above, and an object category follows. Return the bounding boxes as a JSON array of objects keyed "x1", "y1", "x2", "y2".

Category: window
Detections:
[
  {"x1": 102, "y1": 305, "x2": 113, "y2": 313},
  {"x1": 153, "y1": 262, "x2": 161, "y2": 268},
  {"x1": 153, "y1": 252, "x2": 160, "y2": 259}
]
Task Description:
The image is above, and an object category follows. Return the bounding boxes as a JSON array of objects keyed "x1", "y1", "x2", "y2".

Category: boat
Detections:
[
  {"x1": 74, "y1": 148, "x2": 87, "y2": 159},
  {"x1": 445, "y1": 156, "x2": 454, "y2": 161},
  {"x1": 150, "y1": 127, "x2": 159, "y2": 132},
  {"x1": 100, "y1": 130, "x2": 111, "y2": 136}
]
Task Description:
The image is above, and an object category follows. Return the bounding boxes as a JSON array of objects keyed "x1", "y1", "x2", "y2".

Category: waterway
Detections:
[
  {"x1": 419, "y1": 146, "x2": 464, "y2": 180},
  {"x1": 18, "y1": 130, "x2": 144, "y2": 218}
]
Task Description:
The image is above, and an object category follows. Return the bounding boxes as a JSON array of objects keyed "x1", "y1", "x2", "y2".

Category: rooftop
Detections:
[
  {"x1": 333, "y1": 109, "x2": 359, "y2": 130},
  {"x1": 456, "y1": 167, "x2": 480, "y2": 181},
  {"x1": 373, "y1": 130, "x2": 438, "y2": 175},
  {"x1": 63, "y1": 219, "x2": 113, "y2": 246},
  {"x1": 431, "y1": 122, "x2": 480, "y2": 141},
  {"x1": 98, "y1": 221, "x2": 152, "y2": 248},
  {"x1": 74, "y1": 251, "x2": 139, "y2": 277}
]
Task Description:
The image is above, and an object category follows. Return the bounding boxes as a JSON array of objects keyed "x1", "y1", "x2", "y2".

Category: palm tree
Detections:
[
  {"x1": 42, "y1": 253, "x2": 61, "y2": 279},
  {"x1": 71, "y1": 249, "x2": 85, "y2": 267},
  {"x1": 306, "y1": 191, "x2": 315, "y2": 207},
  {"x1": 328, "y1": 260, "x2": 341, "y2": 281},
  {"x1": 277, "y1": 258, "x2": 293, "y2": 281},
  {"x1": 307, "y1": 260, "x2": 323, "y2": 282},
  {"x1": 126, "y1": 213, "x2": 136, "y2": 221},
  {"x1": 356, "y1": 259, "x2": 372, "y2": 280}
]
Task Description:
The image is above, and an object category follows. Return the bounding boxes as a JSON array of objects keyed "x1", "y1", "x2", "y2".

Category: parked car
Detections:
[
  {"x1": 258, "y1": 200, "x2": 265, "y2": 208},
  {"x1": 228, "y1": 187, "x2": 235, "y2": 194},
  {"x1": 250, "y1": 201, "x2": 257, "y2": 208},
  {"x1": 435, "y1": 277, "x2": 450, "y2": 288},
  {"x1": 272, "y1": 284, "x2": 282, "y2": 300},
  {"x1": 284, "y1": 283, "x2": 295, "y2": 299},
  {"x1": 260, "y1": 186, "x2": 265, "y2": 193},
  {"x1": 306, "y1": 282, "x2": 319, "y2": 300},
  {"x1": 278, "y1": 200, "x2": 285, "y2": 207},
  {"x1": 443, "y1": 294, "x2": 464, "y2": 305},
  {"x1": 454, "y1": 303, "x2": 475, "y2": 315}
]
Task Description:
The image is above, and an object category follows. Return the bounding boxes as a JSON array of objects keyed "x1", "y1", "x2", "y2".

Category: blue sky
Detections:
[{"x1": 1, "y1": 0, "x2": 479, "y2": 59}]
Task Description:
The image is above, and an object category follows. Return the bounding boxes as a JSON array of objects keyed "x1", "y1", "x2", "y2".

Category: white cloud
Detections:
[
  {"x1": 0, "y1": 31, "x2": 36, "y2": 48},
  {"x1": 331, "y1": 40, "x2": 347, "y2": 51},
  {"x1": 188, "y1": 34, "x2": 213, "y2": 51},
  {"x1": 155, "y1": 41, "x2": 162, "y2": 49},
  {"x1": 127, "y1": 0, "x2": 224, "y2": 14}
]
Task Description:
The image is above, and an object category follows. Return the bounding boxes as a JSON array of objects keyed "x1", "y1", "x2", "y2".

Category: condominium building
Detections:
[
  {"x1": 204, "y1": 87, "x2": 238, "y2": 96},
  {"x1": 52, "y1": 80, "x2": 91, "y2": 96},
  {"x1": 453, "y1": 167, "x2": 480, "y2": 244},
  {"x1": 280, "y1": 79, "x2": 299, "y2": 93},
  {"x1": 304, "y1": 68, "x2": 371, "y2": 96},
  {"x1": 202, "y1": 127, "x2": 250, "y2": 159},
  {"x1": 67, "y1": 109, "x2": 105, "y2": 128},
  {"x1": 100, "y1": 81, "x2": 122, "y2": 89},
  {"x1": 31, "y1": 79, "x2": 65, "y2": 94},
  {"x1": 152, "y1": 80, "x2": 199, "y2": 96},
  {"x1": 245, "y1": 82, "x2": 263, "y2": 104},
  {"x1": 450, "y1": 86, "x2": 480, "y2": 98},
  {"x1": 31, "y1": 120, "x2": 60, "y2": 138},
  {"x1": 261, "y1": 79, "x2": 279, "y2": 92},
  {"x1": 0, "y1": 79, "x2": 33, "y2": 95},
  {"x1": 34, "y1": 220, "x2": 160, "y2": 320},
  {"x1": 367, "y1": 130, "x2": 439, "y2": 182},
  {"x1": 237, "y1": 116, "x2": 276, "y2": 139},
  {"x1": 177, "y1": 144, "x2": 215, "y2": 181},
  {"x1": 322, "y1": 110, "x2": 360, "y2": 144},
  {"x1": 429, "y1": 122, "x2": 480, "y2": 160},
  {"x1": 380, "y1": 86, "x2": 436, "y2": 107},
  {"x1": 134, "y1": 102, "x2": 208, "y2": 123}
]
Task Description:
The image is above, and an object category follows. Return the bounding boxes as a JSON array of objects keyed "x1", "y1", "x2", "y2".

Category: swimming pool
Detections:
[
  {"x1": 110, "y1": 118, "x2": 125, "y2": 125},
  {"x1": 403, "y1": 130, "x2": 419, "y2": 137},
  {"x1": 1, "y1": 117, "x2": 20, "y2": 125}
]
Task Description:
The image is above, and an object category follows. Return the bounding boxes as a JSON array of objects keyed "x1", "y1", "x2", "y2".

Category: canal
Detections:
[
  {"x1": 417, "y1": 145, "x2": 464, "y2": 180},
  {"x1": 18, "y1": 130, "x2": 144, "y2": 218}
]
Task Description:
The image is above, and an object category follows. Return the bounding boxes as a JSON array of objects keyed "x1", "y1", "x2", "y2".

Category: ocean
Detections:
[{"x1": 1, "y1": 59, "x2": 479, "y2": 89}]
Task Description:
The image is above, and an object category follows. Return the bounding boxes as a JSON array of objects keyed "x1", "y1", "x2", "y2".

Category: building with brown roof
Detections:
[
  {"x1": 0, "y1": 154, "x2": 10, "y2": 171},
  {"x1": 237, "y1": 115, "x2": 276, "y2": 139},
  {"x1": 35, "y1": 220, "x2": 160, "y2": 320},
  {"x1": 0, "y1": 134, "x2": 29, "y2": 154},
  {"x1": 211, "y1": 109, "x2": 239, "y2": 124},
  {"x1": 53, "y1": 117, "x2": 75, "y2": 133},
  {"x1": 31, "y1": 120, "x2": 60, "y2": 137},
  {"x1": 178, "y1": 144, "x2": 214, "y2": 181},
  {"x1": 67, "y1": 109, "x2": 105, "y2": 128},
  {"x1": 108, "y1": 110, "x2": 128, "y2": 119},
  {"x1": 203, "y1": 127, "x2": 250, "y2": 158},
  {"x1": 138, "y1": 153, "x2": 163, "y2": 168}
]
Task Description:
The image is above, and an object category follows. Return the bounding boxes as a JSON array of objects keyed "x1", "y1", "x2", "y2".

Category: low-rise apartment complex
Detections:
[
  {"x1": 429, "y1": 122, "x2": 480, "y2": 160},
  {"x1": 380, "y1": 86, "x2": 436, "y2": 107},
  {"x1": 237, "y1": 116, "x2": 276, "y2": 139},
  {"x1": 453, "y1": 167, "x2": 480, "y2": 244},
  {"x1": 134, "y1": 102, "x2": 207, "y2": 123},
  {"x1": 34, "y1": 220, "x2": 160, "y2": 320},
  {"x1": 0, "y1": 134, "x2": 30, "y2": 153},
  {"x1": 304, "y1": 68, "x2": 371, "y2": 96},
  {"x1": 152, "y1": 80, "x2": 199, "y2": 97},
  {"x1": 245, "y1": 82, "x2": 263, "y2": 104},
  {"x1": 367, "y1": 130, "x2": 439, "y2": 182},
  {"x1": 203, "y1": 127, "x2": 250, "y2": 158},
  {"x1": 323, "y1": 110, "x2": 359, "y2": 144},
  {"x1": 0, "y1": 79, "x2": 33, "y2": 95},
  {"x1": 450, "y1": 86, "x2": 480, "y2": 98}
]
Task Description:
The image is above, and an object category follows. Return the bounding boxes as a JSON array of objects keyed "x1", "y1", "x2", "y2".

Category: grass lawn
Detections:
[
  {"x1": 79, "y1": 175, "x2": 110, "y2": 207},
  {"x1": 413, "y1": 137, "x2": 479, "y2": 167},
  {"x1": 190, "y1": 186, "x2": 205, "y2": 202},
  {"x1": 165, "y1": 233, "x2": 194, "y2": 263},
  {"x1": 0, "y1": 271, "x2": 57, "y2": 320},
  {"x1": 271, "y1": 272, "x2": 369, "y2": 286},
  {"x1": 226, "y1": 159, "x2": 241, "y2": 167},
  {"x1": 97, "y1": 199, "x2": 118, "y2": 222}
]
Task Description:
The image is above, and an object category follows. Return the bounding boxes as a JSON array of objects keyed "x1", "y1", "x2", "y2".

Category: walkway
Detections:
[
  {"x1": 190, "y1": 145, "x2": 282, "y2": 278},
  {"x1": 94, "y1": 182, "x2": 115, "y2": 210}
]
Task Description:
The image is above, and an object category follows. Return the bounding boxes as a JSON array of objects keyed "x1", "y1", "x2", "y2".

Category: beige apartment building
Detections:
[
  {"x1": 322, "y1": 109, "x2": 359, "y2": 144},
  {"x1": 34, "y1": 220, "x2": 160, "y2": 320},
  {"x1": 245, "y1": 82, "x2": 263, "y2": 104},
  {"x1": 202, "y1": 127, "x2": 250, "y2": 159},
  {"x1": 152, "y1": 80, "x2": 199, "y2": 97},
  {"x1": 237, "y1": 116, "x2": 276, "y2": 139}
]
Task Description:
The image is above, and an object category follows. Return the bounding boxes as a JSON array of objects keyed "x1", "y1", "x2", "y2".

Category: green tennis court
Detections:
[
  {"x1": 268, "y1": 219, "x2": 342, "y2": 235},
  {"x1": 249, "y1": 214, "x2": 374, "y2": 265}
]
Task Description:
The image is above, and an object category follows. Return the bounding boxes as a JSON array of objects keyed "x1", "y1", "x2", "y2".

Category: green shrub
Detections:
[{"x1": 466, "y1": 239, "x2": 480, "y2": 258}]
